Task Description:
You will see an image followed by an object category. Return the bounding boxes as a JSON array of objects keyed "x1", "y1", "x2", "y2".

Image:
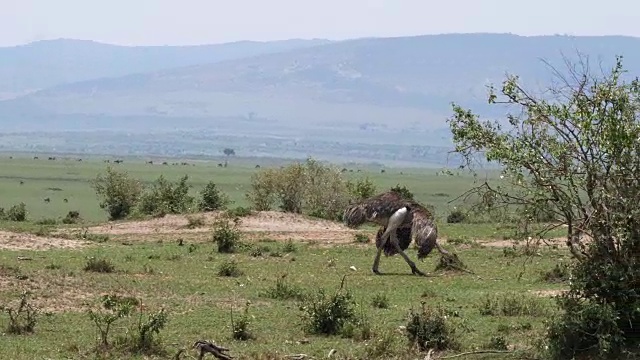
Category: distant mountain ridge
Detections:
[{"x1": 0, "y1": 37, "x2": 332, "y2": 97}]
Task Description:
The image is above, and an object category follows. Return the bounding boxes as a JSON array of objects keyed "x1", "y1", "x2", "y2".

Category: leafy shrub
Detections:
[
  {"x1": 448, "y1": 56, "x2": 640, "y2": 358},
  {"x1": 446, "y1": 209, "x2": 466, "y2": 224},
  {"x1": 122, "y1": 308, "x2": 168, "y2": 355},
  {"x1": 371, "y1": 294, "x2": 390, "y2": 309},
  {"x1": 62, "y1": 211, "x2": 81, "y2": 224},
  {"x1": 300, "y1": 280, "x2": 357, "y2": 335},
  {"x1": 212, "y1": 220, "x2": 241, "y2": 253},
  {"x1": 84, "y1": 257, "x2": 116, "y2": 273},
  {"x1": 198, "y1": 181, "x2": 231, "y2": 211},
  {"x1": 546, "y1": 296, "x2": 630, "y2": 360},
  {"x1": 281, "y1": 240, "x2": 297, "y2": 253},
  {"x1": 353, "y1": 233, "x2": 370, "y2": 243},
  {"x1": 137, "y1": 175, "x2": 194, "y2": 216},
  {"x1": 231, "y1": 302, "x2": 255, "y2": 341},
  {"x1": 261, "y1": 278, "x2": 306, "y2": 301},
  {"x1": 217, "y1": 260, "x2": 243, "y2": 277},
  {"x1": 7, "y1": 202, "x2": 27, "y2": 222},
  {"x1": 246, "y1": 158, "x2": 356, "y2": 220},
  {"x1": 88, "y1": 294, "x2": 137, "y2": 347},
  {"x1": 405, "y1": 304, "x2": 459, "y2": 352},
  {"x1": 1, "y1": 291, "x2": 40, "y2": 334},
  {"x1": 363, "y1": 331, "x2": 401, "y2": 359},
  {"x1": 92, "y1": 167, "x2": 143, "y2": 220}
]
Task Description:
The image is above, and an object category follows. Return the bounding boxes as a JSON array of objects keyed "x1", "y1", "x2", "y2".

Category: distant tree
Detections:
[{"x1": 223, "y1": 148, "x2": 235, "y2": 157}]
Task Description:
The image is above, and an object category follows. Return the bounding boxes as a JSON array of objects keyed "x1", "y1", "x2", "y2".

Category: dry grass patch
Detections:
[{"x1": 0, "y1": 230, "x2": 90, "y2": 251}]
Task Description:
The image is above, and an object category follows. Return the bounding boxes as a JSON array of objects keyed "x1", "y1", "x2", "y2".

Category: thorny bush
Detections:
[
  {"x1": 448, "y1": 54, "x2": 640, "y2": 358},
  {"x1": 246, "y1": 157, "x2": 374, "y2": 220}
]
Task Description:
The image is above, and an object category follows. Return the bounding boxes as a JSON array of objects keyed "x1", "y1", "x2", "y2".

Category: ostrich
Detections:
[{"x1": 343, "y1": 190, "x2": 451, "y2": 276}]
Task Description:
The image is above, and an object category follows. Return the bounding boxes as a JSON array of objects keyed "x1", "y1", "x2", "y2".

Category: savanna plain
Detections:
[{"x1": 0, "y1": 155, "x2": 570, "y2": 360}]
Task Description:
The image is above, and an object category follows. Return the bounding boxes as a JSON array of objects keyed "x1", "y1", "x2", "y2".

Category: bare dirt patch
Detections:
[
  {"x1": 0, "y1": 231, "x2": 90, "y2": 251},
  {"x1": 0, "y1": 273, "x2": 149, "y2": 313},
  {"x1": 530, "y1": 289, "x2": 568, "y2": 297},
  {"x1": 0, "y1": 275, "x2": 94, "y2": 313},
  {"x1": 477, "y1": 237, "x2": 569, "y2": 248},
  {"x1": 63, "y1": 211, "x2": 361, "y2": 244}
]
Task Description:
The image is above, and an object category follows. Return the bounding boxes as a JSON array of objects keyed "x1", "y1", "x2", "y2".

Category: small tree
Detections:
[
  {"x1": 245, "y1": 158, "x2": 354, "y2": 220},
  {"x1": 223, "y1": 148, "x2": 235, "y2": 157},
  {"x1": 448, "y1": 54, "x2": 640, "y2": 359},
  {"x1": 198, "y1": 181, "x2": 231, "y2": 211},
  {"x1": 138, "y1": 175, "x2": 194, "y2": 216},
  {"x1": 92, "y1": 167, "x2": 143, "y2": 220}
]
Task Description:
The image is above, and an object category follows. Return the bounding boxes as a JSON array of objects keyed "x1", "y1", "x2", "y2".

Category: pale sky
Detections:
[{"x1": 2, "y1": 0, "x2": 640, "y2": 47}]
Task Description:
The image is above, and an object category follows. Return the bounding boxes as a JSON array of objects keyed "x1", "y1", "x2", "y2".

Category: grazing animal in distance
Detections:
[{"x1": 343, "y1": 190, "x2": 451, "y2": 276}]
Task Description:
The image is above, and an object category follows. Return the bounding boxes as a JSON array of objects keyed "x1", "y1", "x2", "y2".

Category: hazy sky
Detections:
[{"x1": 3, "y1": 0, "x2": 640, "y2": 46}]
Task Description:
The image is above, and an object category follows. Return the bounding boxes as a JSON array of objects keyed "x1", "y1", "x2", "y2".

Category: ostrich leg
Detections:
[
  {"x1": 372, "y1": 207, "x2": 415, "y2": 274},
  {"x1": 393, "y1": 236, "x2": 426, "y2": 276}
]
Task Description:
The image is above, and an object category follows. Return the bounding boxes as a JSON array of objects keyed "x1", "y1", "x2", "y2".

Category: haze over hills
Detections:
[
  {"x1": 0, "y1": 38, "x2": 332, "y2": 98},
  {"x1": 1, "y1": 33, "x2": 640, "y2": 166}
]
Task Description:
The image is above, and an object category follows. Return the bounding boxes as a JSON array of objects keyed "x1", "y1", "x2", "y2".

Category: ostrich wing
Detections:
[
  {"x1": 375, "y1": 205, "x2": 438, "y2": 259},
  {"x1": 411, "y1": 207, "x2": 438, "y2": 259},
  {"x1": 343, "y1": 191, "x2": 409, "y2": 228}
]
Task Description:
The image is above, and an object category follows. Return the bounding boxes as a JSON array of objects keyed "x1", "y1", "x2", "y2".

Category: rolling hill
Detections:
[
  {"x1": 0, "y1": 37, "x2": 332, "y2": 98},
  {"x1": 1, "y1": 33, "x2": 640, "y2": 165}
]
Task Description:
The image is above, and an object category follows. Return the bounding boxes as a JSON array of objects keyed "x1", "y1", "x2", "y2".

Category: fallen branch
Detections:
[
  {"x1": 285, "y1": 354, "x2": 311, "y2": 360},
  {"x1": 192, "y1": 340, "x2": 233, "y2": 360}
]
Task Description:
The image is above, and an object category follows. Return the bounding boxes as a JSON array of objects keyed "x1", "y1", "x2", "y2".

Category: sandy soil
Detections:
[
  {"x1": 481, "y1": 237, "x2": 568, "y2": 248},
  {"x1": 530, "y1": 289, "x2": 568, "y2": 297},
  {"x1": 0, "y1": 210, "x2": 578, "y2": 252},
  {"x1": 0, "y1": 231, "x2": 90, "y2": 251},
  {"x1": 60, "y1": 211, "x2": 362, "y2": 244}
]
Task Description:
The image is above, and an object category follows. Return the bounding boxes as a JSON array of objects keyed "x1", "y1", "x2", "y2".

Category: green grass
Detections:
[
  {"x1": 0, "y1": 155, "x2": 495, "y2": 224},
  {"x1": 0, "y1": 239, "x2": 569, "y2": 359},
  {"x1": 0, "y1": 155, "x2": 571, "y2": 359}
]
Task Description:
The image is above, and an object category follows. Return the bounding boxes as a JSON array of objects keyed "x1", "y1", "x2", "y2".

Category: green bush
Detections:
[
  {"x1": 7, "y1": 203, "x2": 27, "y2": 222},
  {"x1": 446, "y1": 209, "x2": 466, "y2": 224},
  {"x1": 62, "y1": 211, "x2": 81, "y2": 224},
  {"x1": 212, "y1": 220, "x2": 241, "y2": 254},
  {"x1": 137, "y1": 175, "x2": 194, "y2": 216},
  {"x1": 300, "y1": 283, "x2": 357, "y2": 336},
  {"x1": 198, "y1": 181, "x2": 231, "y2": 211},
  {"x1": 246, "y1": 158, "x2": 358, "y2": 220},
  {"x1": 217, "y1": 260, "x2": 243, "y2": 277},
  {"x1": 405, "y1": 304, "x2": 459, "y2": 352},
  {"x1": 91, "y1": 167, "x2": 143, "y2": 220}
]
